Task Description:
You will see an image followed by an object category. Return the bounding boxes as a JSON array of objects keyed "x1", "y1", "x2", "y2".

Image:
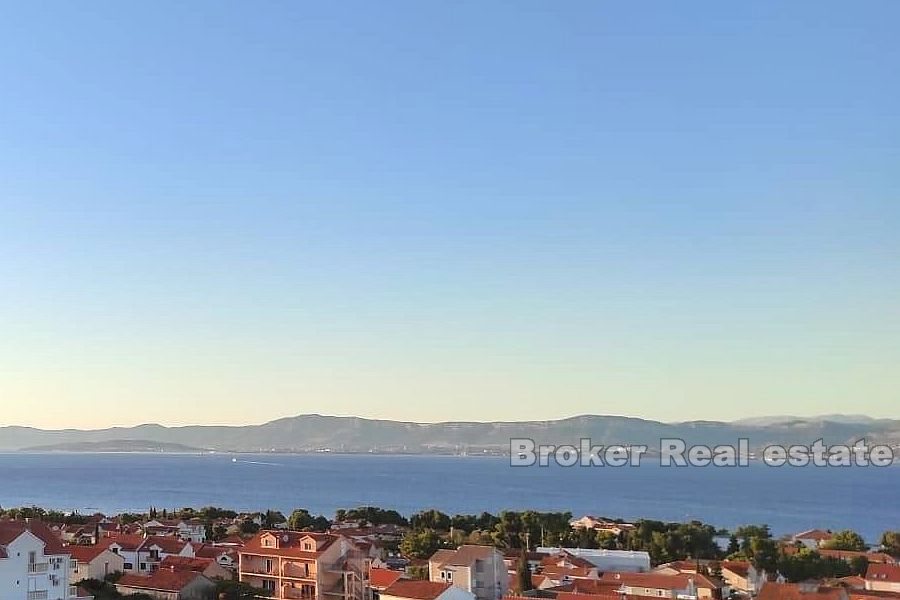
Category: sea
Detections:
[{"x1": 0, "y1": 452, "x2": 896, "y2": 542}]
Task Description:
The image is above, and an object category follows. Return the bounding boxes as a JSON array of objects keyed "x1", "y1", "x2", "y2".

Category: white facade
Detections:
[{"x1": 0, "y1": 527, "x2": 77, "y2": 600}]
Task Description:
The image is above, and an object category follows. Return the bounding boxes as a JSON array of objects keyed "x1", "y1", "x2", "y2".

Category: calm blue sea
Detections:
[{"x1": 0, "y1": 453, "x2": 896, "y2": 542}]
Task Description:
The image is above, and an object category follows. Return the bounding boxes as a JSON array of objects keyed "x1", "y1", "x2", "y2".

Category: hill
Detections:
[{"x1": 2, "y1": 413, "x2": 898, "y2": 454}]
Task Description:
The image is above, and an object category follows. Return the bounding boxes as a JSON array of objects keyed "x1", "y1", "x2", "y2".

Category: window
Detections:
[
  {"x1": 263, "y1": 580, "x2": 276, "y2": 592},
  {"x1": 304, "y1": 542, "x2": 312, "y2": 551},
  {"x1": 266, "y1": 559, "x2": 274, "y2": 573},
  {"x1": 124, "y1": 563, "x2": 133, "y2": 570}
]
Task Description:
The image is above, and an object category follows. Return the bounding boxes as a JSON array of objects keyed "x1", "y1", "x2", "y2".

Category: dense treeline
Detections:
[{"x1": 4, "y1": 503, "x2": 897, "y2": 581}]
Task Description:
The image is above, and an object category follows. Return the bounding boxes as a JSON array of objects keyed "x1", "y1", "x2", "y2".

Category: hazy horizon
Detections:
[
  {"x1": 2, "y1": 2, "x2": 898, "y2": 430},
  {"x1": 0, "y1": 411, "x2": 895, "y2": 432}
]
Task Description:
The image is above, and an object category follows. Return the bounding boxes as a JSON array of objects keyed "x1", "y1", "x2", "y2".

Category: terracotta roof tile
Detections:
[
  {"x1": 384, "y1": 580, "x2": 452, "y2": 600},
  {"x1": 117, "y1": 570, "x2": 206, "y2": 593},
  {"x1": 370, "y1": 568, "x2": 405, "y2": 590}
]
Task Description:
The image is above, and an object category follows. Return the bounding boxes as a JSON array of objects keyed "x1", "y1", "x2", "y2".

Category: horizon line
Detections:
[{"x1": 0, "y1": 411, "x2": 889, "y2": 432}]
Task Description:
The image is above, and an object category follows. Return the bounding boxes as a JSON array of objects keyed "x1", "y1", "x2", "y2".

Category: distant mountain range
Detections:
[{"x1": 1, "y1": 414, "x2": 898, "y2": 454}]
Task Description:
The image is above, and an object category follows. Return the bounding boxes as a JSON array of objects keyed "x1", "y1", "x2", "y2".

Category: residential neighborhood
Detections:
[{"x1": 2, "y1": 506, "x2": 899, "y2": 600}]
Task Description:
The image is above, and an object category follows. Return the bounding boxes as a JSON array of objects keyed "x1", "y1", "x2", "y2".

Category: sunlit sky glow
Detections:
[{"x1": 1, "y1": 2, "x2": 898, "y2": 429}]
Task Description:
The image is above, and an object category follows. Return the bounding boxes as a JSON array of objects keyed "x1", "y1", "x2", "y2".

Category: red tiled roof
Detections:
[
  {"x1": 0, "y1": 520, "x2": 67, "y2": 556},
  {"x1": 541, "y1": 565, "x2": 597, "y2": 580},
  {"x1": 370, "y1": 568, "x2": 404, "y2": 590},
  {"x1": 542, "y1": 552, "x2": 597, "y2": 570},
  {"x1": 141, "y1": 535, "x2": 189, "y2": 554},
  {"x1": 559, "y1": 592, "x2": 644, "y2": 600},
  {"x1": 383, "y1": 580, "x2": 452, "y2": 600},
  {"x1": 657, "y1": 560, "x2": 703, "y2": 574},
  {"x1": 837, "y1": 576, "x2": 866, "y2": 589},
  {"x1": 102, "y1": 534, "x2": 145, "y2": 551},
  {"x1": 160, "y1": 555, "x2": 215, "y2": 572},
  {"x1": 432, "y1": 545, "x2": 498, "y2": 567},
  {"x1": 867, "y1": 565, "x2": 900, "y2": 584},
  {"x1": 68, "y1": 545, "x2": 113, "y2": 562},
  {"x1": 757, "y1": 583, "x2": 846, "y2": 600},
  {"x1": 600, "y1": 571, "x2": 719, "y2": 591},
  {"x1": 569, "y1": 580, "x2": 623, "y2": 595},
  {"x1": 117, "y1": 570, "x2": 205, "y2": 593},
  {"x1": 242, "y1": 530, "x2": 338, "y2": 558},
  {"x1": 193, "y1": 543, "x2": 236, "y2": 560},
  {"x1": 722, "y1": 561, "x2": 751, "y2": 578}
]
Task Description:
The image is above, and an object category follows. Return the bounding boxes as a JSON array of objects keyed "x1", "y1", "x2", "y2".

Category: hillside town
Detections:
[{"x1": 1, "y1": 506, "x2": 898, "y2": 600}]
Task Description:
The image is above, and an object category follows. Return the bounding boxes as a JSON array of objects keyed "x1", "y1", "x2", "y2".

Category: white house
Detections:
[
  {"x1": 68, "y1": 545, "x2": 125, "y2": 583},
  {"x1": 104, "y1": 535, "x2": 195, "y2": 574},
  {"x1": 0, "y1": 520, "x2": 79, "y2": 600},
  {"x1": 791, "y1": 529, "x2": 833, "y2": 550},
  {"x1": 866, "y1": 564, "x2": 900, "y2": 593},
  {"x1": 143, "y1": 520, "x2": 207, "y2": 543}
]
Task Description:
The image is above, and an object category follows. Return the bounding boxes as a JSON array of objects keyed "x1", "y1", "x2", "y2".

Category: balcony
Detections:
[
  {"x1": 27, "y1": 592, "x2": 49, "y2": 600},
  {"x1": 28, "y1": 563, "x2": 49, "y2": 574},
  {"x1": 283, "y1": 563, "x2": 316, "y2": 579},
  {"x1": 283, "y1": 587, "x2": 317, "y2": 600},
  {"x1": 242, "y1": 564, "x2": 278, "y2": 576}
]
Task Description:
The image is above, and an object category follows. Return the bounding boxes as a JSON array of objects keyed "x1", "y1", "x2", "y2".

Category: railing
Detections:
[
  {"x1": 242, "y1": 565, "x2": 278, "y2": 575},
  {"x1": 283, "y1": 588, "x2": 317, "y2": 600},
  {"x1": 27, "y1": 591, "x2": 49, "y2": 600},
  {"x1": 28, "y1": 563, "x2": 49, "y2": 574},
  {"x1": 283, "y1": 563, "x2": 316, "y2": 579}
]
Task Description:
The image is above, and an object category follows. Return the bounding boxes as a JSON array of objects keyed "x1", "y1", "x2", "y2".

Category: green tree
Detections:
[
  {"x1": 776, "y1": 549, "x2": 851, "y2": 582},
  {"x1": 492, "y1": 511, "x2": 525, "y2": 548},
  {"x1": 400, "y1": 529, "x2": 443, "y2": 559},
  {"x1": 849, "y1": 555, "x2": 869, "y2": 576},
  {"x1": 287, "y1": 508, "x2": 330, "y2": 532},
  {"x1": 726, "y1": 535, "x2": 740, "y2": 556},
  {"x1": 748, "y1": 537, "x2": 779, "y2": 573},
  {"x1": 881, "y1": 531, "x2": 900, "y2": 557},
  {"x1": 336, "y1": 506, "x2": 407, "y2": 526},
  {"x1": 596, "y1": 531, "x2": 619, "y2": 550},
  {"x1": 410, "y1": 510, "x2": 451, "y2": 531},
  {"x1": 822, "y1": 530, "x2": 866, "y2": 552},
  {"x1": 239, "y1": 519, "x2": 260, "y2": 535},
  {"x1": 288, "y1": 509, "x2": 315, "y2": 530},
  {"x1": 264, "y1": 510, "x2": 286, "y2": 528},
  {"x1": 734, "y1": 525, "x2": 772, "y2": 555}
]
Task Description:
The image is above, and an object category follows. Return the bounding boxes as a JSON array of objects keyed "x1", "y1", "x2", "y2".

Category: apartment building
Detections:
[
  {"x1": 429, "y1": 546, "x2": 508, "y2": 600},
  {"x1": 0, "y1": 520, "x2": 78, "y2": 600},
  {"x1": 239, "y1": 530, "x2": 367, "y2": 600}
]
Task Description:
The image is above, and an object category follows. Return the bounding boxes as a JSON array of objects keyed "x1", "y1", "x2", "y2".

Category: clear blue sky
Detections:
[{"x1": 1, "y1": 1, "x2": 898, "y2": 429}]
